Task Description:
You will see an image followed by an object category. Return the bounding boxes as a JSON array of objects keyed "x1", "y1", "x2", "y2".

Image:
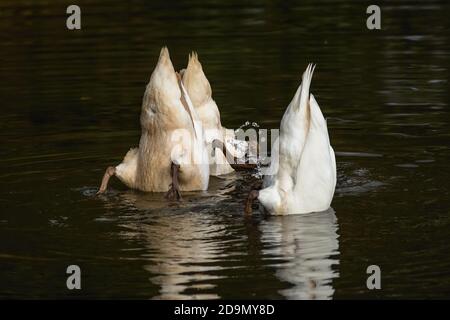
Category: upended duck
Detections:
[
  {"x1": 97, "y1": 47, "x2": 209, "y2": 199},
  {"x1": 245, "y1": 64, "x2": 337, "y2": 215},
  {"x1": 180, "y1": 52, "x2": 253, "y2": 175}
]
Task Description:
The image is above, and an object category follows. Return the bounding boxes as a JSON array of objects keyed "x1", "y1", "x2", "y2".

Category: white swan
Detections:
[
  {"x1": 181, "y1": 52, "x2": 249, "y2": 175},
  {"x1": 246, "y1": 64, "x2": 336, "y2": 215},
  {"x1": 97, "y1": 47, "x2": 209, "y2": 198}
]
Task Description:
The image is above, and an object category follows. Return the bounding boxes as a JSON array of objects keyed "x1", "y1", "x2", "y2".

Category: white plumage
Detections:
[{"x1": 257, "y1": 64, "x2": 336, "y2": 215}]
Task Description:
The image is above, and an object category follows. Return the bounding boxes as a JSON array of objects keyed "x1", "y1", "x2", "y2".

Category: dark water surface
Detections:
[{"x1": 1, "y1": 0, "x2": 449, "y2": 299}]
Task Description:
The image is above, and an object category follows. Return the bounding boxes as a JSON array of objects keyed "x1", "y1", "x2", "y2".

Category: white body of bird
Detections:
[{"x1": 257, "y1": 64, "x2": 336, "y2": 215}]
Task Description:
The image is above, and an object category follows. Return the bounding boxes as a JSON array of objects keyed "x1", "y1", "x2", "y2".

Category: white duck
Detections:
[
  {"x1": 181, "y1": 52, "x2": 250, "y2": 175},
  {"x1": 245, "y1": 64, "x2": 336, "y2": 215},
  {"x1": 97, "y1": 47, "x2": 209, "y2": 198}
]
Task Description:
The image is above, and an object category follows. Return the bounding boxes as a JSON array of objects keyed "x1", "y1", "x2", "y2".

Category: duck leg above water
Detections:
[
  {"x1": 165, "y1": 162, "x2": 182, "y2": 200},
  {"x1": 211, "y1": 139, "x2": 257, "y2": 171},
  {"x1": 97, "y1": 166, "x2": 116, "y2": 194},
  {"x1": 244, "y1": 189, "x2": 260, "y2": 215}
]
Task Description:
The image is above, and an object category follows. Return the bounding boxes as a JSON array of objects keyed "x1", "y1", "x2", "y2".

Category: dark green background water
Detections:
[{"x1": 1, "y1": 0, "x2": 449, "y2": 299}]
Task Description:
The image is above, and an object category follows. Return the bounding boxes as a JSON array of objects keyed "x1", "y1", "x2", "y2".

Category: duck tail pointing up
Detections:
[
  {"x1": 154, "y1": 46, "x2": 177, "y2": 79},
  {"x1": 142, "y1": 46, "x2": 178, "y2": 115},
  {"x1": 187, "y1": 51, "x2": 201, "y2": 71},
  {"x1": 159, "y1": 46, "x2": 170, "y2": 62},
  {"x1": 299, "y1": 63, "x2": 316, "y2": 110},
  {"x1": 183, "y1": 51, "x2": 212, "y2": 105},
  {"x1": 153, "y1": 46, "x2": 176, "y2": 79}
]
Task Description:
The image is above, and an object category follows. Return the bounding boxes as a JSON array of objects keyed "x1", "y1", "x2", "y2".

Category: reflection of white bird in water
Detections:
[
  {"x1": 246, "y1": 64, "x2": 337, "y2": 215},
  {"x1": 259, "y1": 209, "x2": 339, "y2": 299}
]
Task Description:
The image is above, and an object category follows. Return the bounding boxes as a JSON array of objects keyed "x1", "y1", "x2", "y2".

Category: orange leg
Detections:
[{"x1": 97, "y1": 166, "x2": 115, "y2": 194}]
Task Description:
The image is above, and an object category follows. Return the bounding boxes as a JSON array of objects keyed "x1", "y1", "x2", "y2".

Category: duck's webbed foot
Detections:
[
  {"x1": 244, "y1": 190, "x2": 260, "y2": 215},
  {"x1": 97, "y1": 166, "x2": 116, "y2": 194},
  {"x1": 165, "y1": 162, "x2": 182, "y2": 201}
]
